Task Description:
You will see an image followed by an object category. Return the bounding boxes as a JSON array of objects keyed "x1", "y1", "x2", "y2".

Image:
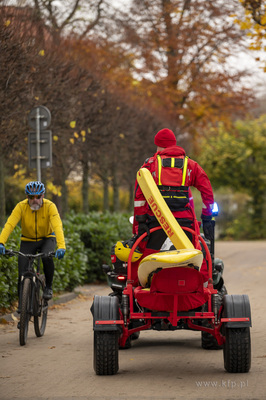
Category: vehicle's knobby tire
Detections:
[
  {"x1": 201, "y1": 330, "x2": 223, "y2": 350},
  {"x1": 20, "y1": 278, "x2": 31, "y2": 346},
  {"x1": 119, "y1": 336, "x2": 132, "y2": 349},
  {"x1": 223, "y1": 327, "x2": 251, "y2": 373},
  {"x1": 131, "y1": 331, "x2": 140, "y2": 340},
  {"x1": 94, "y1": 331, "x2": 119, "y2": 375},
  {"x1": 201, "y1": 284, "x2": 227, "y2": 350},
  {"x1": 34, "y1": 278, "x2": 48, "y2": 337}
]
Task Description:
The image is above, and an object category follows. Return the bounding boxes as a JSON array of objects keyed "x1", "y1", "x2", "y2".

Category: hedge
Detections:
[{"x1": 0, "y1": 211, "x2": 132, "y2": 310}]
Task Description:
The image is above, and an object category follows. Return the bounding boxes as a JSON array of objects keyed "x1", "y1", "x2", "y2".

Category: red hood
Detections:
[{"x1": 155, "y1": 145, "x2": 186, "y2": 157}]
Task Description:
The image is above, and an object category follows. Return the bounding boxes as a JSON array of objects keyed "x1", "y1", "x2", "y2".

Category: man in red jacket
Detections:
[{"x1": 133, "y1": 128, "x2": 214, "y2": 283}]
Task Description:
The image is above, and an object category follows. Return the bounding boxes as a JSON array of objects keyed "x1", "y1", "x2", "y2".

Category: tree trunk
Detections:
[
  {"x1": 52, "y1": 174, "x2": 68, "y2": 218},
  {"x1": 250, "y1": 186, "x2": 265, "y2": 238},
  {"x1": 128, "y1": 181, "x2": 134, "y2": 213},
  {"x1": 41, "y1": 168, "x2": 47, "y2": 188},
  {"x1": 0, "y1": 148, "x2": 6, "y2": 227},
  {"x1": 112, "y1": 166, "x2": 120, "y2": 212},
  {"x1": 102, "y1": 177, "x2": 109, "y2": 211},
  {"x1": 82, "y1": 161, "x2": 89, "y2": 214},
  {"x1": 61, "y1": 179, "x2": 68, "y2": 217}
]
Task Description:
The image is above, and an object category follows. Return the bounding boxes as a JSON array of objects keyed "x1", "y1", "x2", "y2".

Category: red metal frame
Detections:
[{"x1": 95, "y1": 225, "x2": 249, "y2": 347}]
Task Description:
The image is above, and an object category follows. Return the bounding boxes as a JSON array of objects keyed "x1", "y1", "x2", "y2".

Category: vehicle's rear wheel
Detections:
[
  {"x1": 223, "y1": 327, "x2": 251, "y2": 373},
  {"x1": 201, "y1": 330, "x2": 223, "y2": 350},
  {"x1": 94, "y1": 331, "x2": 119, "y2": 375},
  {"x1": 201, "y1": 284, "x2": 227, "y2": 350}
]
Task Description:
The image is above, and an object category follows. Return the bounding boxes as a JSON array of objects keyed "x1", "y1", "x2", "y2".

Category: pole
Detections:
[
  {"x1": 36, "y1": 107, "x2": 41, "y2": 181},
  {"x1": 211, "y1": 219, "x2": 215, "y2": 265}
]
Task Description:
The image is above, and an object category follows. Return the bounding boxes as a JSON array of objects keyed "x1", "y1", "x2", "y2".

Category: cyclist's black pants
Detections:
[{"x1": 18, "y1": 237, "x2": 56, "y2": 298}]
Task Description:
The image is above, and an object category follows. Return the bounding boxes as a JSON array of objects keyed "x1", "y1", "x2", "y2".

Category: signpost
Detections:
[{"x1": 28, "y1": 106, "x2": 52, "y2": 181}]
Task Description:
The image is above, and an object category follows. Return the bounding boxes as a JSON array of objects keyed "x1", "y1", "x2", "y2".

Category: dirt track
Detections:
[{"x1": 1, "y1": 241, "x2": 266, "y2": 400}]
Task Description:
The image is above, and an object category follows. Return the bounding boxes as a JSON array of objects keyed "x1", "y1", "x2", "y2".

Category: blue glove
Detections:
[
  {"x1": 0, "y1": 244, "x2": 5, "y2": 255},
  {"x1": 55, "y1": 249, "x2": 65, "y2": 260}
]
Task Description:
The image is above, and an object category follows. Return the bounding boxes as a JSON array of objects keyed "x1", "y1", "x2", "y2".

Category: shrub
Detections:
[
  {"x1": 64, "y1": 211, "x2": 132, "y2": 282},
  {"x1": 0, "y1": 211, "x2": 132, "y2": 310}
]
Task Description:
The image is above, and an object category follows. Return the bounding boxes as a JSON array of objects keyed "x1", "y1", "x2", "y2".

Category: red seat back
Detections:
[{"x1": 150, "y1": 267, "x2": 204, "y2": 294}]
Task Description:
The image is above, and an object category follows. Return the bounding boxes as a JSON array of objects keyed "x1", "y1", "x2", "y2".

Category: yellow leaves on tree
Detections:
[
  {"x1": 236, "y1": 0, "x2": 266, "y2": 54},
  {"x1": 81, "y1": 130, "x2": 86, "y2": 142},
  {"x1": 69, "y1": 129, "x2": 87, "y2": 144},
  {"x1": 47, "y1": 182, "x2": 62, "y2": 197},
  {"x1": 199, "y1": 115, "x2": 266, "y2": 192}
]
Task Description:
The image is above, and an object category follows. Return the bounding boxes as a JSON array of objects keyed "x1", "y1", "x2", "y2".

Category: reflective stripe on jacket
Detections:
[
  {"x1": 156, "y1": 154, "x2": 190, "y2": 213},
  {"x1": 133, "y1": 145, "x2": 214, "y2": 235}
]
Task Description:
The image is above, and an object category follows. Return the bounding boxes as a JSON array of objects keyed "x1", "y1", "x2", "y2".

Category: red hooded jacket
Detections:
[{"x1": 133, "y1": 145, "x2": 214, "y2": 235}]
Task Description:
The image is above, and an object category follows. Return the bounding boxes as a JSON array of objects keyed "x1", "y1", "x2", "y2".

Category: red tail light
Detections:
[{"x1": 117, "y1": 275, "x2": 126, "y2": 281}]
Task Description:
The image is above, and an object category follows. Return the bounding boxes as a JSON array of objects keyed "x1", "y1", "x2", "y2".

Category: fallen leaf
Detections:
[{"x1": 0, "y1": 318, "x2": 9, "y2": 325}]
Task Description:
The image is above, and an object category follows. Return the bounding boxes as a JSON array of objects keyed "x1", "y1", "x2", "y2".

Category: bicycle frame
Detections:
[
  {"x1": 18, "y1": 253, "x2": 48, "y2": 316},
  {"x1": 3, "y1": 250, "x2": 54, "y2": 345},
  {"x1": 3, "y1": 250, "x2": 53, "y2": 312}
]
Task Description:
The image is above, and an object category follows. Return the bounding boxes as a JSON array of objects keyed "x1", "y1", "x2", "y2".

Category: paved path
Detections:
[{"x1": 0, "y1": 241, "x2": 266, "y2": 400}]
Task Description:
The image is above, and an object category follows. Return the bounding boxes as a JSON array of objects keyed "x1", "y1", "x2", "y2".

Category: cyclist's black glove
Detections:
[{"x1": 201, "y1": 215, "x2": 214, "y2": 241}]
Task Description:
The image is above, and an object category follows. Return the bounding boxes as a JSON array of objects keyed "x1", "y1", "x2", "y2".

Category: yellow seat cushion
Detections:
[{"x1": 138, "y1": 249, "x2": 203, "y2": 287}]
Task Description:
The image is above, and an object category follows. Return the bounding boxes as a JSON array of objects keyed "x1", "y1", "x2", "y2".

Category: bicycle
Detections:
[{"x1": 4, "y1": 249, "x2": 55, "y2": 346}]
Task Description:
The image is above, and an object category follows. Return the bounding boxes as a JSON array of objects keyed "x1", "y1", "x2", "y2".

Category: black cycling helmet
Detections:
[{"x1": 25, "y1": 181, "x2": 45, "y2": 195}]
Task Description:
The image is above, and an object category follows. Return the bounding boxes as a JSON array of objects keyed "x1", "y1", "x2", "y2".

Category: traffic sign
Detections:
[
  {"x1": 28, "y1": 106, "x2": 51, "y2": 131},
  {"x1": 28, "y1": 130, "x2": 52, "y2": 169}
]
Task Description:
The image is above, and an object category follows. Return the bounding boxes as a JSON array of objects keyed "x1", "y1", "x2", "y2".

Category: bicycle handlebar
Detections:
[{"x1": 3, "y1": 249, "x2": 55, "y2": 258}]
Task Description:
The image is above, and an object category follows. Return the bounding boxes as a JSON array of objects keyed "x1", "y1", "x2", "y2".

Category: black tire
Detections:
[
  {"x1": 202, "y1": 330, "x2": 223, "y2": 350},
  {"x1": 223, "y1": 327, "x2": 251, "y2": 373},
  {"x1": 20, "y1": 278, "x2": 31, "y2": 346},
  {"x1": 119, "y1": 336, "x2": 132, "y2": 349},
  {"x1": 201, "y1": 284, "x2": 227, "y2": 350},
  {"x1": 34, "y1": 277, "x2": 48, "y2": 337},
  {"x1": 94, "y1": 331, "x2": 119, "y2": 375},
  {"x1": 131, "y1": 331, "x2": 140, "y2": 340}
]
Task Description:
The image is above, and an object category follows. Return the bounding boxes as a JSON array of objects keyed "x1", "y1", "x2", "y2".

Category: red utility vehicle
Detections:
[{"x1": 91, "y1": 226, "x2": 251, "y2": 375}]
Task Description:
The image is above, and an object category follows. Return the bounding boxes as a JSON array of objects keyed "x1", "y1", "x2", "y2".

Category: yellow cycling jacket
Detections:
[{"x1": 0, "y1": 198, "x2": 65, "y2": 249}]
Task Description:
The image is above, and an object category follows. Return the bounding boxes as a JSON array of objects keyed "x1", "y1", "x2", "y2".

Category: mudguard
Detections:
[
  {"x1": 223, "y1": 294, "x2": 252, "y2": 328},
  {"x1": 91, "y1": 295, "x2": 121, "y2": 331}
]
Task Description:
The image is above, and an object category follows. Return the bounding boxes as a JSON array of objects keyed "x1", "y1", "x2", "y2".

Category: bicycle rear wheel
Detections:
[
  {"x1": 34, "y1": 276, "x2": 48, "y2": 337},
  {"x1": 20, "y1": 278, "x2": 31, "y2": 346}
]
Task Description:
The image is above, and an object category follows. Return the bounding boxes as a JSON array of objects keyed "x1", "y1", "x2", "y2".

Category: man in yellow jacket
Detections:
[{"x1": 0, "y1": 181, "x2": 66, "y2": 303}]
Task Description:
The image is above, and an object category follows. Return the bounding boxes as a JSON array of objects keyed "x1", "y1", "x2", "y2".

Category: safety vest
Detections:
[{"x1": 155, "y1": 154, "x2": 190, "y2": 212}]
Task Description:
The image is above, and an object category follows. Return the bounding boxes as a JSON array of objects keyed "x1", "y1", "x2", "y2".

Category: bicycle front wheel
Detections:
[
  {"x1": 34, "y1": 276, "x2": 48, "y2": 337},
  {"x1": 20, "y1": 278, "x2": 31, "y2": 346}
]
